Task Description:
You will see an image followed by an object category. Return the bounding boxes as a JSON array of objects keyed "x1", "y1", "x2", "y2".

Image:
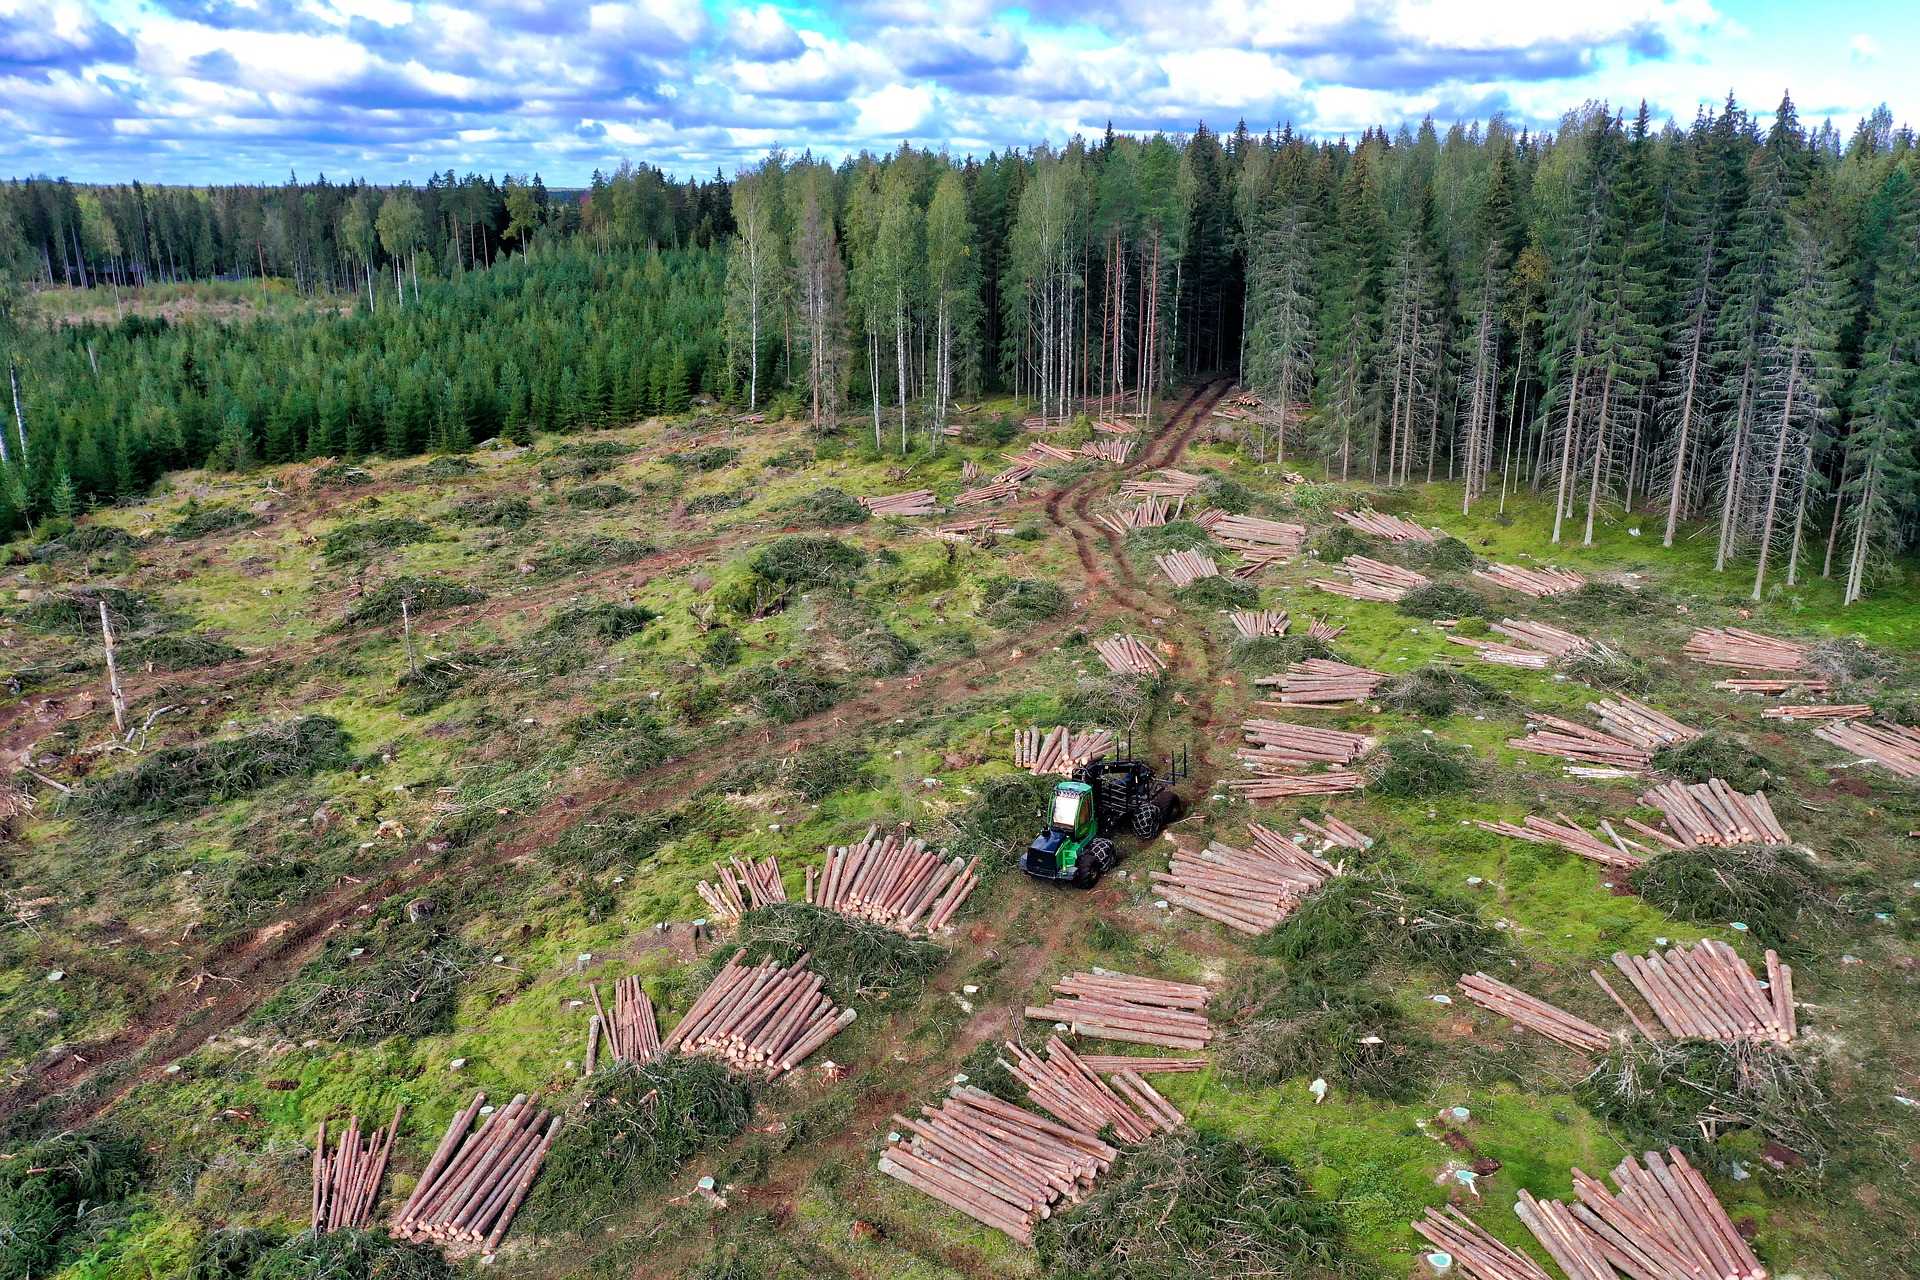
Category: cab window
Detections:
[{"x1": 1051, "y1": 791, "x2": 1083, "y2": 831}]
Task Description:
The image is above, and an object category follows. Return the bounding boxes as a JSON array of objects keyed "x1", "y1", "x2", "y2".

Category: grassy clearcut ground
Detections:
[{"x1": 1, "y1": 390, "x2": 1916, "y2": 1280}]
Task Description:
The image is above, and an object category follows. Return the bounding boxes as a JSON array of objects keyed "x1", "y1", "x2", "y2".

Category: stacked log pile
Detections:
[
  {"x1": 1025, "y1": 970, "x2": 1214, "y2": 1050},
  {"x1": 1457, "y1": 973, "x2": 1611, "y2": 1051},
  {"x1": 1229, "y1": 609, "x2": 1288, "y2": 639},
  {"x1": 1474, "y1": 563, "x2": 1586, "y2": 596},
  {"x1": 1120, "y1": 469, "x2": 1205, "y2": 499},
  {"x1": 1307, "y1": 617, "x2": 1346, "y2": 642},
  {"x1": 1642, "y1": 779, "x2": 1789, "y2": 845},
  {"x1": 312, "y1": 1105, "x2": 403, "y2": 1233},
  {"x1": 860, "y1": 490, "x2": 938, "y2": 517},
  {"x1": 1447, "y1": 633, "x2": 1553, "y2": 669},
  {"x1": 1508, "y1": 716, "x2": 1654, "y2": 770},
  {"x1": 1238, "y1": 718, "x2": 1371, "y2": 767},
  {"x1": 1413, "y1": 1205, "x2": 1554, "y2": 1280},
  {"x1": 1590, "y1": 696, "x2": 1701, "y2": 751},
  {"x1": 804, "y1": 829, "x2": 979, "y2": 934},
  {"x1": 934, "y1": 516, "x2": 1013, "y2": 540},
  {"x1": 1078, "y1": 438, "x2": 1135, "y2": 463},
  {"x1": 1294, "y1": 815, "x2": 1373, "y2": 851},
  {"x1": 666, "y1": 949, "x2": 857, "y2": 1076},
  {"x1": 1334, "y1": 509, "x2": 1436, "y2": 542},
  {"x1": 1075, "y1": 1055, "x2": 1207, "y2": 1073},
  {"x1": 1004, "y1": 1037, "x2": 1184, "y2": 1144},
  {"x1": 1476, "y1": 814, "x2": 1652, "y2": 871},
  {"x1": 1714, "y1": 677, "x2": 1827, "y2": 694},
  {"x1": 1015, "y1": 725, "x2": 1114, "y2": 774},
  {"x1": 1096, "y1": 495, "x2": 1174, "y2": 532},
  {"x1": 1813, "y1": 719, "x2": 1920, "y2": 778},
  {"x1": 696, "y1": 855, "x2": 786, "y2": 923},
  {"x1": 961, "y1": 460, "x2": 979, "y2": 481},
  {"x1": 1017, "y1": 441, "x2": 1079, "y2": 463},
  {"x1": 1230, "y1": 546, "x2": 1293, "y2": 578},
  {"x1": 1226, "y1": 771, "x2": 1365, "y2": 799},
  {"x1": 1604, "y1": 941, "x2": 1795, "y2": 1044},
  {"x1": 1094, "y1": 634, "x2": 1168, "y2": 676},
  {"x1": 953, "y1": 479, "x2": 1023, "y2": 506},
  {"x1": 996, "y1": 461, "x2": 1037, "y2": 484},
  {"x1": 877, "y1": 1085, "x2": 1115, "y2": 1243},
  {"x1": 1762, "y1": 704, "x2": 1871, "y2": 721},
  {"x1": 1492, "y1": 618, "x2": 1591, "y2": 657},
  {"x1": 586, "y1": 976, "x2": 662, "y2": 1072},
  {"x1": 1255, "y1": 659, "x2": 1386, "y2": 706},
  {"x1": 1151, "y1": 832, "x2": 1338, "y2": 934},
  {"x1": 1514, "y1": 1150, "x2": 1766, "y2": 1280},
  {"x1": 1093, "y1": 418, "x2": 1134, "y2": 434},
  {"x1": 392, "y1": 1093, "x2": 559, "y2": 1251},
  {"x1": 1154, "y1": 548, "x2": 1220, "y2": 587},
  {"x1": 1023, "y1": 416, "x2": 1067, "y2": 432},
  {"x1": 1683, "y1": 627, "x2": 1808, "y2": 671},
  {"x1": 1210, "y1": 514, "x2": 1307, "y2": 553},
  {"x1": 1311, "y1": 556, "x2": 1430, "y2": 602}
]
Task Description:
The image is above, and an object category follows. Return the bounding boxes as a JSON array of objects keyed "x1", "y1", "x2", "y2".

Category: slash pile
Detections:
[
  {"x1": 1813, "y1": 719, "x2": 1920, "y2": 778},
  {"x1": 1237, "y1": 718, "x2": 1371, "y2": 767},
  {"x1": 1603, "y1": 941, "x2": 1796, "y2": 1043},
  {"x1": 1025, "y1": 969, "x2": 1214, "y2": 1050},
  {"x1": 1474, "y1": 563, "x2": 1586, "y2": 596},
  {"x1": 1509, "y1": 715, "x2": 1656, "y2": 770},
  {"x1": 665, "y1": 949, "x2": 856, "y2": 1076},
  {"x1": 1514, "y1": 1149, "x2": 1768, "y2": 1280},
  {"x1": 312, "y1": 1105, "x2": 403, "y2": 1232},
  {"x1": 1154, "y1": 548, "x2": 1220, "y2": 587},
  {"x1": 803, "y1": 828, "x2": 979, "y2": 934},
  {"x1": 859, "y1": 490, "x2": 938, "y2": 517},
  {"x1": 1014, "y1": 724, "x2": 1115, "y2": 774},
  {"x1": 1151, "y1": 827, "x2": 1340, "y2": 934},
  {"x1": 1256, "y1": 658, "x2": 1387, "y2": 707},
  {"x1": 1591, "y1": 695, "x2": 1700, "y2": 751},
  {"x1": 1683, "y1": 627, "x2": 1808, "y2": 671},
  {"x1": 1229, "y1": 608, "x2": 1289, "y2": 639},
  {"x1": 392, "y1": 1092, "x2": 559, "y2": 1251},
  {"x1": 1004, "y1": 1037, "x2": 1185, "y2": 1143},
  {"x1": 1476, "y1": 813, "x2": 1652, "y2": 871},
  {"x1": 1641, "y1": 779, "x2": 1789, "y2": 845},
  {"x1": 696, "y1": 855, "x2": 786, "y2": 923},
  {"x1": 1413, "y1": 1204, "x2": 1554, "y2": 1280},
  {"x1": 1457, "y1": 972, "x2": 1612, "y2": 1051},
  {"x1": 1762, "y1": 703, "x2": 1871, "y2": 721},
  {"x1": 1094, "y1": 633, "x2": 1168, "y2": 676},
  {"x1": 1096, "y1": 495, "x2": 1175, "y2": 532},
  {"x1": 586, "y1": 976, "x2": 661, "y2": 1072},
  {"x1": 1334, "y1": 509, "x2": 1435, "y2": 542}
]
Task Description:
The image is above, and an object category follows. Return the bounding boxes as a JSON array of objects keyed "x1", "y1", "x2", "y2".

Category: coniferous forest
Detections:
[{"x1": 5, "y1": 94, "x2": 1920, "y2": 602}]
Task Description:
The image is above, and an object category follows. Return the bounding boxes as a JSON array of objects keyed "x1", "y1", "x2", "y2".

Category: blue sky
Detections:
[{"x1": 2, "y1": 0, "x2": 1917, "y2": 183}]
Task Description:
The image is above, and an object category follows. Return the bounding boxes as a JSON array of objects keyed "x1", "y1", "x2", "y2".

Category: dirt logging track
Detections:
[{"x1": 0, "y1": 380, "x2": 1231, "y2": 1135}]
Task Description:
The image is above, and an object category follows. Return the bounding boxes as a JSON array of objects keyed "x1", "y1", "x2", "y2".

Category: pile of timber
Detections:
[
  {"x1": 1458, "y1": 973, "x2": 1611, "y2": 1052},
  {"x1": 1014, "y1": 724, "x2": 1115, "y2": 774},
  {"x1": 877, "y1": 1085, "x2": 1114, "y2": 1244},
  {"x1": 995, "y1": 461, "x2": 1037, "y2": 484},
  {"x1": 1447, "y1": 633, "x2": 1553, "y2": 669},
  {"x1": 1591, "y1": 695, "x2": 1700, "y2": 751},
  {"x1": 1093, "y1": 634, "x2": 1168, "y2": 677},
  {"x1": 934, "y1": 516, "x2": 1013, "y2": 540},
  {"x1": 392, "y1": 1093, "x2": 558, "y2": 1250},
  {"x1": 1714, "y1": 677, "x2": 1828, "y2": 695},
  {"x1": 1474, "y1": 563, "x2": 1586, "y2": 596},
  {"x1": 1238, "y1": 718, "x2": 1371, "y2": 767},
  {"x1": 1152, "y1": 830, "x2": 1339, "y2": 934},
  {"x1": 1312, "y1": 556, "x2": 1430, "y2": 603},
  {"x1": 1017, "y1": 441, "x2": 1079, "y2": 463},
  {"x1": 1413, "y1": 1205, "x2": 1555, "y2": 1280},
  {"x1": 805, "y1": 828, "x2": 979, "y2": 935},
  {"x1": 1683, "y1": 627, "x2": 1808, "y2": 671},
  {"x1": 1155, "y1": 548, "x2": 1220, "y2": 587},
  {"x1": 1025, "y1": 969, "x2": 1214, "y2": 1049},
  {"x1": 1508, "y1": 715, "x2": 1653, "y2": 770},
  {"x1": 1813, "y1": 719, "x2": 1920, "y2": 778},
  {"x1": 1642, "y1": 779, "x2": 1789, "y2": 845},
  {"x1": 1230, "y1": 546, "x2": 1292, "y2": 578},
  {"x1": 312, "y1": 1106, "x2": 403, "y2": 1233},
  {"x1": 666, "y1": 949, "x2": 856, "y2": 1076},
  {"x1": 1210, "y1": 514, "x2": 1307, "y2": 553},
  {"x1": 1078, "y1": 438, "x2": 1135, "y2": 464},
  {"x1": 586, "y1": 976, "x2": 662, "y2": 1072},
  {"x1": 1295, "y1": 815, "x2": 1373, "y2": 851},
  {"x1": 1023, "y1": 416, "x2": 1067, "y2": 432},
  {"x1": 1476, "y1": 813, "x2": 1652, "y2": 871},
  {"x1": 1192, "y1": 508, "x2": 1226, "y2": 531},
  {"x1": 1230, "y1": 609, "x2": 1288, "y2": 639},
  {"x1": 1307, "y1": 617, "x2": 1346, "y2": 642},
  {"x1": 1603, "y1": 940, "x2": 1795, "y2": 1044},
  {"x1": 1226, "y1": 771, "x2": 1365, "y2": 798},
  {"x1": 1334, "y1": 509, "x2": 1435, "y2": 542},
  {"x1": 1075, "y1": 1055, "x2": 1206, "y2": 1073},
  {"x1": 961, "y1": 459, "x2": 979, "y2": 481},
  {"x1": 1005, "y1": 1037, "x2": 1184, "y2": 1143},
  {"x1": 952, "y1": 481, "x2": 1021, "y2": 507},
  {"x1": 1092, "y1": 419, "x2": 1134, "y2": 434},
  {"x1": 1492, "y1": 618, "x2": 1591, "y2": 657},
  {"x1": 696, "y1": 855, "x2": 785, "y2": 923},
  {"x1": 1763, "y1": 703, "x2": 1870, "y2": 721},
  {"x1": 1255, "y1": 658, "x2": 1386, "y2": 707},
  {"x1": 1120, "y1": 468, "x2": 1205, "y2": 499},
  {"x1": 860, "y1": 490, "x2": 938, "y2": 517},
  {"x1": 1515, "y1": 1149, "x2": 1767, "y2": 1280},
  {"x1": 1096, "y1": 495, "x2": 1175, "y2": 532}
]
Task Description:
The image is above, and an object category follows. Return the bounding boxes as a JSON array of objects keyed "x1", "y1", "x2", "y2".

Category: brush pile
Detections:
[
  {"x1": 1493, "y1": 618, "x2": 1591, "y2": 657},
  {"x1": 1014, "y1": 725, "x2": 1115, "y2": 774},
  {"x1": 1683, "y1": 627, "x2": 1808, "y2": 671},
  {"x1": 1509, "y1": 715, "x2": 1654, "y2": 769},
  {"x1": 1025, "y1": 969, "x2": 1214, "y2": 1050},
  {"x1": 1078, "y1": 438, "x2": 1135, "y2": 464},
  {"x1": 859, "y1": 490, "x2": 938, "y2": 517},
  {"x1": 1312, "y1": 555, "x2": 1431, "y2": 602},
  {"x1": 1514, "y1": 1149, "x2": 1768, "y2": 1280},
  {"x1": 1094, "y1": 634, "x2": 1168, "y2": 676},
  {"x1": 1096, "y1": 495, "x2": 1175, "y2": 532},
  {"x1": 1335, "y1": 509, "x2": 1436, "y2": 542},
  {"x1": 877, "y1": 1084, "x2": 1116, "y2": 1243},
  {"x1": 803, "y1": 828, "x2": 980, "y2": 935},
  {"x1": 1458, "y1": 973, "x2": 1612, "y2": 1051},
  {"x1": 1591, "y1": 696, "x2": 1700, "y2": 751},
  {"x1": 666, "y1": 949, "x2": 856, "y2": 1076},
  {"x1": 1714, "y1": 677, "x2": 1828, "y2": 695},
  {"x1": 1446, "y1": 633, "x2": 1553, "y2": 669},
  {"x1": 696, "y1": 855, "x2": 786, "y2": 923},
  {"x1": 1237, "y1": 718, "x2": 1371, "y2": 768},
  {"x1": 1151, "y1": 829, "x2": 1340, "y2": 934},
  {"x1": 586, "y1": 977, "x2": 662, "y2": 1072},
  {"x1": 1642, "y1": 779, "x2": 1789, "y2": 845},
  {"x1": 1476, "y1": 813, "x2": 1651, "y2": 871},
  {"x1": 1474, "y1": 563, "x2": 1586, "y2": 596},
  {"x1": 1229, "y1": 609, "x2": 1289, "y2": 639},
  {"x1": 1413, "y1": 1205, "x2": 1555, "y2": 1280},
  {"x1": 1121, "y1": 468, "x2": 1206, "y2": 499},
  {"x1": 1813, "y1": 719, "x2": 1920, "y2": 778},
  {"x1": 1005, "y1": 1037, "x2": 1185, "y2": 1142},
  {"x1": 1154, "y1": 548, "x2": 1220, "y2": 587},
  {"x1": 392, "y1": 1092, "x2": 559, "y2": 1250},
  {"x1": 1762, "y1": 704, "x2": 1870, "y2": 721},
  {"x1": 1211, "y1": 514, "x2": 1307, "y2": 553},
  {"x1": 1603, "y1": 940, "x2": 1795, "y2": 1044},
  {"x1": 312, "y1": 1106, "x2": 403, "y2": 1232},
  {"x1": 1256, "y1": 658, "x2": 1387, "y2": 707}
]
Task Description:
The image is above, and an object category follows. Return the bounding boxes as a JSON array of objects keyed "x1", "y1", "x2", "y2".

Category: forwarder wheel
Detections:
[
  {"x1": 1075, "y1": 838, "x2": 1117, "y2": 888},
  {"x1": 1130, "y1": 801, "x2": 1164, "y2": 839}
]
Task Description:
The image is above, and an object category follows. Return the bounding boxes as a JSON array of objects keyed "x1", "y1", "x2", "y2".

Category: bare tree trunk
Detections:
[
  {"x1": 1662, "y1": 312, "x2": 1708, "y2": 546},
  {"x1": 1752, "y1": 345, "x2": 1803, "y2": 600},
  {"x1": 1551, "y1": 350, "x2": 1582, "y2": 545},
  {"x1": 1582, "y1": 367, "x2": 1613, "y2": 545}
]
